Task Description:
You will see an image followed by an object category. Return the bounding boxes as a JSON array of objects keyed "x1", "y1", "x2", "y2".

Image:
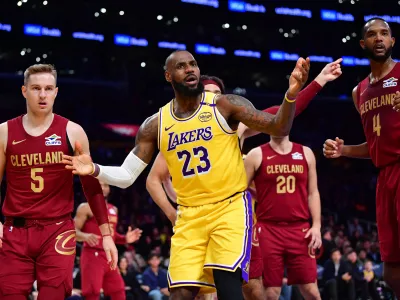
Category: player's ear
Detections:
[
  {"x1": 55, "y1": 87, "x2": 59, "y2": 97},
  {"x1": 359, "y1": 39, "x2": 365, "y2": 49},
  {"x1": 392, "y1": 36, "x2": 395, "y2": 47},
  {"x1": 165, "y1": 70, "x2": 172, "y2": 83},
  {"x1": 21, "y1": 85, "x2": 27, "y2": 99}
]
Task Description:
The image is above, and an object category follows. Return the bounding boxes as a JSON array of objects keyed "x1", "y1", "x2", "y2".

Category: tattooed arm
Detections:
[
  {"x1": 62, "y1": 114, "x2": 159, "y2": 188},
  {"x1": 216, "y1": 57, "x2": 310, "y2": 137}
]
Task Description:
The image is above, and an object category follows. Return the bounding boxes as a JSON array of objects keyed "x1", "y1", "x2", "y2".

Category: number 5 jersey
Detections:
[{"x1": 3, "y1": 114, "x2": 74, "y2": 218}]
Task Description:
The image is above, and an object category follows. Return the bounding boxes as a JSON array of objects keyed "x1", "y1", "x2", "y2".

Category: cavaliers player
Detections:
[
  {"x1": 0, "y1": 64, "x2": 118, "y2": 300},
  {"x1": 244, "y1": 135, "x2": 322, "y2": 300},
  {"x1": 74, "y1": 180, "x2": 142, "y2": 300},
  {"x1": 323, "y1": 18, "x2": 400, "y2": 297}
]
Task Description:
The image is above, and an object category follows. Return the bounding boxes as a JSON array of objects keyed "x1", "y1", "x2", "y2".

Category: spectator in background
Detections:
[
  {"x1": 368, "y1": 243, "x2": 381, "y2": 263},
  {"x1": 141, "y1": 253, "x2": 169, "y2": 300},
  {"x1": 124, "y1": 249, "x2": 146, "y2": 273},
  {"x1": 363, "y1": 260, "x2": 380, "y2": 300},
  {"x1": 358, "y1": 249, "x2": 368, "y2": 264},
  {"x1": 348, "y1": 218, "x2": 364, "y2": 236},
  {"x1": 322, "y1": 248, "x2": 354, "y2": 300},
  {"x1": 119, "y1": 257, "x2": 143, "y2": 300},
  {"x1": 346, "y1": 250, "x2": 368, "y2": 300}
]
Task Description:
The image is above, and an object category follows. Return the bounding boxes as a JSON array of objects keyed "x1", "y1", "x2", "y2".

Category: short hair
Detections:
[
  {"x1": 200, "y1": 75, "x2": 226, "y2": 94},
  {"x1": 148, "y1": 252, "x2": 160, "y2": 261},
  {"x1": 362, "y1": 17, "x2": 392, "y2": 38},
  {"x1": 24, "y1": 64, "x2": 57, "y2": 85},
  {"x1": 164, "y1": 50, "x2": 187, "y2": 71},
  {"x1": 331, "y1": 248, "x2": 340, "y2": 255}
]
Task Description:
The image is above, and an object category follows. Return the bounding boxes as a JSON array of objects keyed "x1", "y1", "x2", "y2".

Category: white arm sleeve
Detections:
[{"x1": 95, "y1": 152, "x2": 148, "y2": 189}]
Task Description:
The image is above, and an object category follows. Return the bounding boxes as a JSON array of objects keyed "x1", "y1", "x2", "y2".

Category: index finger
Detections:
[{"x1": 330, "y1": 58, "x2": 343, "y2": 66}]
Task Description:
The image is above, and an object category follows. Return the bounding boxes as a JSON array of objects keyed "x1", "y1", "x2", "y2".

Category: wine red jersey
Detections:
[
  {"x1": 82, "y1": 203, "x2": 119, "y2": 250},
  {"x1": 2, "y1": 114, "x2": 74, "y2": 219},
  {"x1": 357, "y1": 63, "x2": 400, "y2": 168},
  {"x1": 254, "y1": 143, "x2": 309, "y2": 223}
]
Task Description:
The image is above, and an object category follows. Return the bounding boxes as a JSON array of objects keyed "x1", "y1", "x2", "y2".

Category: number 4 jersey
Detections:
[
  {"x1": 158, "y1": 91, "x2": 247, "y2": 207},
  {"x1": 3, "y1": 114, "x2": 74, "y2": 218},
  {"x1": 253, "y1": 143, "x2": 309, "y2": 223},
  {"x1": 356, "y1": 62, "x2": 400, "y2": 168}
]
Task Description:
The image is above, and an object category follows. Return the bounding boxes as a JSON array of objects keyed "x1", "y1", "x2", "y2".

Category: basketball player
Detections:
[
  {"x1": 323, "y1": 18, "x2": 400, "y2": 297},
  {"x1": 244, "y1": 135, "x2": 321, "y2": 300},
  {"x1": 74, "y1": 180, "x2": 142, "y2": 300},
  {"x1": 147, "y1": 59, "x2": 343, "y2": 224},
  {"x1": 0, "y1": 64, "x2": 118, "y2": 300},
  {"x1": 146, "y1": 60, "x2": 342, "y2": 300},
  {"x1": 63, "y1": 50, "x2": 309, "y2": 300}
]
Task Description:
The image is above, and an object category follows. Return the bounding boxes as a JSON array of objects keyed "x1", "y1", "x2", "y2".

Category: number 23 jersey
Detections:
[
  {"x1": 158, "y1": 92, "x2": 247, "y2": 207},
  {"x1": 356, "y1": 63, "x2": 400, "y2": 168}
]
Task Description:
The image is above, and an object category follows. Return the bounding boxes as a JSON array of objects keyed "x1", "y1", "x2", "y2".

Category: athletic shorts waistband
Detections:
[{"x1": 4, "y1": 214, "x2": 72, "y2": 227}]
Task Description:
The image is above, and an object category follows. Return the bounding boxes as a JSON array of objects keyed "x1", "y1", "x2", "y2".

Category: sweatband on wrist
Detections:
[{"x1": 80, "y1": 175, "x2": 109, "y2": 226}]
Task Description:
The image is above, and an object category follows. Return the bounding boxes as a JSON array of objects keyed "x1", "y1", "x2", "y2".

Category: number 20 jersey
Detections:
[
  {"x1": 253, "y1": 142, "x2": 309, "y2": 223},
  {"x1": 3, "y1": 114, "x2": 74, "y2": 219},
  {"x1": 356, "y1": 63, "x2": 400, "y2": 168},
  {"x1": 158, "y1": 92, "x2": 247, "y2": 207}
]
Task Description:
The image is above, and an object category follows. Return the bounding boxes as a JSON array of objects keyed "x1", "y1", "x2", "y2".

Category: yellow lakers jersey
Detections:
[{"x1": 158, "y1": 91, "x2": 247, "y2": 206}]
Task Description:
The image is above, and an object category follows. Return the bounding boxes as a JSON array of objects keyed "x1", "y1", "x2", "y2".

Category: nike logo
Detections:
[
  {"x1": 165, "y1": 124, "x2": 175, "y2": 131},
  {"x1": 12, "y1": 139, "x2": 26, "y2": 145},
  {"x1": 302, "y1": 228, "x2": 309, "y2": 232},
  {"x1": 56, "y1": 221, "x2": 64, "y2": 225},
  {"x1": 267, "y1": 155, "x2": 276, "y2": 160}
]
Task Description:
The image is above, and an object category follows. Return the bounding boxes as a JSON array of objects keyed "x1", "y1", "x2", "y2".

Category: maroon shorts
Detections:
[
  {"x1": 249, "y1": 223, "x2": 263, "y2": 279},
  {"x1": 0, "y1": 217, "x2": 75, "y2": 298},
  {"x1": 376, "y1": 163, "x2": 400, "y2": 262},
  {"x1": 258, "y1": 221, "x2": 317, "y2": 287},
  {"x1": 81, "y1": 247, "x2": 125, "y2": 296}
]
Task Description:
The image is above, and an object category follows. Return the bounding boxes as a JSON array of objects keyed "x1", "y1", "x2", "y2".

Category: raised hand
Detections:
[
  {"x1": 125, "y1": 226, "x2": 143, "y2": 244},
  {"x1": 316, "y1": 58, "x2": 343, "y2": 85},
  {"x1": 323, "y1": 137, "x2": 344, "y2": 158},
  {"x1": 288, "y1": 57, "x2": 311, "y2": 98},
  {"x1": 62, "y1": 141, "x2": 94, "y2": 175}
]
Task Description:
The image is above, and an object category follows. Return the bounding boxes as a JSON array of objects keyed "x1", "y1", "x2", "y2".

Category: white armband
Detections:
[{"x1": 95, "y1": 152, "x2": 148, "y2": 189}]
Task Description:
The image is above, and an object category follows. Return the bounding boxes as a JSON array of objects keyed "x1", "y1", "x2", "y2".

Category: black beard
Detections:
[
  {"x1": 172, "y1": 80, "x2": 204, "y2": 97},
  {"x1": 364, "y1": 44, "x2": 393, "y2": 62}
]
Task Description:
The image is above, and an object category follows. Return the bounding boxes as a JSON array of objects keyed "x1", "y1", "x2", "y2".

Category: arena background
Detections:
[{"x1": 0, "y1": 0, "x2": 399, "y2": 299}]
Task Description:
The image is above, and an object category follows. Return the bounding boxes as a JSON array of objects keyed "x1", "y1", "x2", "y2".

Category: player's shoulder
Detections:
[
  {"x1": 247, "y1": 146, "x2": 262, "y2": 157},
  {"x1": 245, "y1": 146, "x2": 262, "y2": 164},
  {"x1": 0, "y1": 122, "x2": 8, "y2": 134},
  {"x1": 137, "y1": 113, "x2": 159, "y2": 138},
  {"x1": 0, "y1": 122, "x2": 8, "y2": 148},
  {"x1": 66, "y1": 120, "x2": 85, "y2": 136},
  {"x1": 302, "y1": 146, "x2": 315, "y2": 162}
]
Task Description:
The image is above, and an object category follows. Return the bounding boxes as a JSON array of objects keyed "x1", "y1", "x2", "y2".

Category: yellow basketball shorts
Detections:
[{"x1": 167, "y1": 191, "x2": 252, "y2": 294}]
